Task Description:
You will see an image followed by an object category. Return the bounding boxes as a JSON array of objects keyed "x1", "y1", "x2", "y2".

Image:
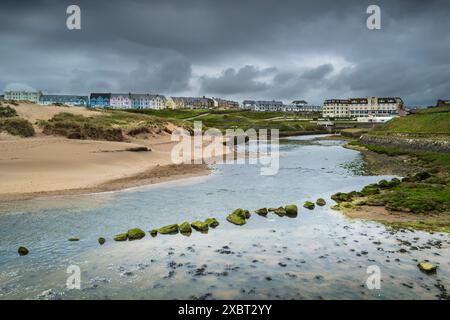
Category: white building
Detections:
[
  {"x1": 242, "y1": 100, "x2": 284, "y2": 111},
  {"x1": 322, "y1": 97, "x2": 404, "y2": 120},
  {"x1": 4, "y1": 90, "x2": 42, "y2": 103},
  {"x1": 283, "y1": 100, "x2": 322, "y2": 113},
  {"x1": 130, "y1": 94, "x2": 167, "y2": 110}
]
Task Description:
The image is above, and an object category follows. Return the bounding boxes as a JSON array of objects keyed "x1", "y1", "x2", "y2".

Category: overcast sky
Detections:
[{"x1": 0, "y1": 0, "x2": 449, "y2": 106}]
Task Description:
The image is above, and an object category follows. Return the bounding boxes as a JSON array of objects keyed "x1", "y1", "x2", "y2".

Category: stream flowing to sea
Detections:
[{"x1": 0, "y1": 135, "x2": 449, "y2": 299}]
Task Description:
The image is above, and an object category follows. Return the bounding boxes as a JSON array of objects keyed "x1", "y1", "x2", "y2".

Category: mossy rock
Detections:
[
  {"x1": 418, "y1": 261, "x2": 438, "y2": 274},
  {"x1": 18, "y1": 246, "x2": 29, "y2": 256},
  {"x1": 378, "y1": 180, "x2": 391, "y2": 189},
  {"x1": 127, "y1": 228, "x2": 146, "y2": 240},
  {"x1": 98, "y1": 237, "x2": 106, "y2": 245},
  {"x1": 331, "y1": 192, "x2": 352, "y2": 203},
  {"x1": 268, "y1": 207, "x2": 278, "y2": 212},
  {"x1": 205, "y1": 218, "x2": 219, "y2": 228},
  {"x1": 149, "y1": 229, "x2": 158, "y2": 237},
  {"x1": 340, "y1": 202, "x2": 353, "y2": 209},
  {"x1": 303, "y1": 201, "x2": 315, "y2": 210},
  {"x1": 232, "y1": 208, "x2": 250, "y2": 219},
  {"x1": 390, "y1": 178, "x2": 401, "y2": 186},
  {"x1": 361, "y1": 186, "x2": 380, "y2": 196},
  {"x1": 284, "y1": 204, "x2": 298, "y2": 217},
  {"x1": 68, "y1": 237, "x2": 80, "y2": 241},
  {"x1": 226, "y1": 213, "x2": 246, "y2": 225},
  {"x1": 316, "y1": 198, "x2": 326, "y2": 206},
  {"x1": 273, "y1": 207, "x2": 286, "y2": 217},
  {"x1": 414, "y1": 171, "x2": 431, "y2": 181},
  {"x1": 330, "y1": 204, "x2": 340, "y2": 210},
  {"x1": 114, "y1": 233, "x2": 128, "y2": 241},
  {"x1": 191, "y1": 221, "x2": 209, "y2": 233},
  {"x1": 179, "y1": 221, "x2": 192, "y2": 235},
  {"x1": 158, "y1": 224, "x2": 179, "y2": 235},
  {"x1": 255, "y1": 208, "x2": 268, "y2": 216}
]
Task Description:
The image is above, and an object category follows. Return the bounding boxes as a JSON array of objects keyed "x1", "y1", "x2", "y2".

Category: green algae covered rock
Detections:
[
  {"x1": 284, "y1": 204, "x2": 298, "y2": 217},
  {"x1": 227, "y1": 213, "x2": 246, "y2": 225},
  {"x1": 361, "y1": 185, "x2": 380, "y2": 196},
  {"x1": 418, "y1": 261, "x2": 438, "y2": 274},
  {"x1": 114, "y1": 233, "x2": 128, "y2": 241},
  {"x1": 179, "y1": 221, "x2": 192, "y2": 235},
  {"x1": 303, "y1": 201, "x2": 315, "y2": 210},
  {"x1": 316, "y1": 198, "x2": 326, "y2": 206},
  {"x1": 68, "y1": 237, "x2": 79, "y2": 241},
  {"x1": 158, "y1": 224, "x2": 179, "y2": 235},
  {"x1": 98, "y1": 237, "x2": 106, "y2": 245},
  {"x1": 205, "y1": 218, "x2": 219, "y2": 228},
  {"x1": 191, "y1": 221, "x2": 209, "y2": 233},
  {"x1": 232, "y1": 208, "x2": 250, "y2": 219},
  {"x1": 255, "y1": 208, "x2": 268, "y2": 216},
  {"x1": 149, "y1": 229, "x2": 158, "y2": 237},
  {"x1": 18, "y1": 246, "x2": 29, "y2": 256},
  {"x1": 127, "y1": 228, "x2": 146, "y2": 240},
  {"x1": 273, "y1": 207, "x2": 286, "y2": 217}
]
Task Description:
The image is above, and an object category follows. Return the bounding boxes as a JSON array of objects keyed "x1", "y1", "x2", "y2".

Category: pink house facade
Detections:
[{"x1": 110, "y1": 93, "x2": 132, "y2": 109}]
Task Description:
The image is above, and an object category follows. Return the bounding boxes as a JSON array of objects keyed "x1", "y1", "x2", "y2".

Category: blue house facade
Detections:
[
  {"x1": 39, "y1": 95, "x2": 89, "y2": 107},
  {"x1": 89, "y1": 93, "x2": 111, "y2": 108}
]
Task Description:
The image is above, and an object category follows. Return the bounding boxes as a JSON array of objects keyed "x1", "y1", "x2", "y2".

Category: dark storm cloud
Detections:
[
  {"x1": 0, "y1": 0, "x2": 449, "y2": 105},
  {"x1": 200, "y1": 65, "x2": 276, "y2": 95}
]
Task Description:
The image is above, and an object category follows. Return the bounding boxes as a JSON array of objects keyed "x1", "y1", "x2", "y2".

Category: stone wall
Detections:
[{"x1": 360, "y1": 134, "x2": 450, "y2": 153}]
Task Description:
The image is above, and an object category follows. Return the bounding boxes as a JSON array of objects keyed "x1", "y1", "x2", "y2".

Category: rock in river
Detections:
[
  {"x1": 227, "y1": 213, "x2": 246, "y2": 226},
  {"x1": 179, "y1": 221, "x2": 192, "y2": 235},
  {"x1": 191, "y1": 221, "x2": 209, "y2": 233},
  {"x1": 303, "y1": 201, "x2": 315, "y2": 210},
  {"x1": 149, "y1": 229, "x2": 158, "y2": 237},
  {"x1": 284, "y1": 205, "x2": 298, "y2": 217},
  {"x1": 127, "y1": 228, "x2": 146, "y2": 240},
  {"x1": 68, "y1": 237, "x2": 80, "y2": 241},
  {"x1": 114, "y1": 233, "x2": 128, "y2": 241},
  {"x1": 418, "y1": 261, "x2": 438, "y2": 274},
  {"x1": 98, "y1": 237, "x2": 106, "y2": 245},
  {"x1": 158, "y1": 224, "x2": 179, "y2": 235},
  {"x1": 205, "y1": 218, "x2": 219, "y2": 228},
  {"x1": 18, "y1": 246, "x2": 29, "y2": 256},
  {"x1": 316, "y1": 198, "x2": 326, "y2": 206},
  {"x1": 255, "y1": 208, "x2": 268, "y2": 216}
]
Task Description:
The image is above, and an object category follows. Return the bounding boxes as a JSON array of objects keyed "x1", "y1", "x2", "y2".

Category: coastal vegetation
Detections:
[
  {"x1": 39, "y1": 110, "x2": 177, "y2": 141},
  {"x1": 125, "y1": 108, "x2": 324, "y2": 135},
  {"x1": 0, "y1": 117, "x2": 35, "y2": 137}
]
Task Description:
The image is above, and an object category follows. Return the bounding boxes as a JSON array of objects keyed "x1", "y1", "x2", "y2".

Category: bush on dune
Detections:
[{"x1": 0, "y1": 117, "x2": 35, "y2": 137}]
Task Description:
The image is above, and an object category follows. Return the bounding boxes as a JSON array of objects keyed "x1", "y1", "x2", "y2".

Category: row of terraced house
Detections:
[{"x1": 2, "y1": 90, "x2": 239, "y2": 110}]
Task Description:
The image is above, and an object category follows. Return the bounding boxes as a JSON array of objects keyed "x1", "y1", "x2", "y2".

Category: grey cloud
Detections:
[
  {"x1": 200, "y1": 65, "x2": 276, "y2": 95},
  {"x1": 0, "y1": 0, "x2": 449, "y2": 105}
]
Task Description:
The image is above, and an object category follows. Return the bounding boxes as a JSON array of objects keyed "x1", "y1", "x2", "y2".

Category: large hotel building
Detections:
[{"x1": 322, "y1": 97, "x2": 404, "y2": 121}]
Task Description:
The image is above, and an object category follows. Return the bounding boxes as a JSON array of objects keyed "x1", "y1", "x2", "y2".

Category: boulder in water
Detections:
[
  {"x1": 316, "y1": 198, "x2": 326, "y2": 206},
  {"x1": 179, "y1": 221, "x2": 192, "y2": 235},
  {"x1": 98, "y1": 237, "x2": 106, "y2": 245},
  {"x1": 205, "y1": 218, "x2": 219, "y2": 228},
  {"x1": 191, "y1": 221, "x2": 209, "y2": 233},
  {"x1": 127, "y1": 228, "x2": 146, "y2": 240},
  {"x1": 18, "y1": 246, "x2": 29, "y2": 256},
  {"x1": 158, "y1": 224, "x2": 179, "y2": 235},
  {"x1": 255, "y1": 208, "x2": 268, "y2": 216},
  {"x1": 284, "y1": 204, "x2": 298, "y2": 217},
  {"x1": 418, "y1": 261, "x2": 438, "y2": 274},
  {"x1": 114, "y1": 233, "x2": 128, "y2": 241},
  {"x1": 303, "y1": 201, "x2": 315, "y2": 210}
]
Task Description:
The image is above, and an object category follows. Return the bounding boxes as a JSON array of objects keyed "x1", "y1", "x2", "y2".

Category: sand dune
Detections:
[{"x1": 0, "y1": 103, "x2": 224, "y2": 201}]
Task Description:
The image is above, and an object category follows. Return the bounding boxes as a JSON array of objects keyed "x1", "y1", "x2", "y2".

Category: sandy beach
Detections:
[{"x1": 0, "y1": 103, "x2": 225, "y2": 202}]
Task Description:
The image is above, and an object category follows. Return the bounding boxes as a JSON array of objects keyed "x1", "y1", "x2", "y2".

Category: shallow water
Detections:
[{"x1": 0, "y1": 135, "x2": 449, "y2": 299}]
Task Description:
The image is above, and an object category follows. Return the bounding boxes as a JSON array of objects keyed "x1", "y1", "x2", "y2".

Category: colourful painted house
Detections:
[{"x1": 89, "y1": 93, "x2": 111, "y2": 107}]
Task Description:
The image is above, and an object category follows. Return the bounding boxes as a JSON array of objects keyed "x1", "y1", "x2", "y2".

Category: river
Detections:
[{"x1": 0, "y1": 135, "x2": 448, "y2": 299}]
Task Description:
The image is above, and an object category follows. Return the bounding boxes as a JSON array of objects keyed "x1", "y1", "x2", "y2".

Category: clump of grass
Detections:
[
  {"x1": 0, "y1": 105, "x2": 18, "y2": 118},
  {"x1": 0, "y1": 117, "x2": 35, "y2": 137},
  {"x1": 39, "y1": 110, "x2": 173, "y2": 141}
]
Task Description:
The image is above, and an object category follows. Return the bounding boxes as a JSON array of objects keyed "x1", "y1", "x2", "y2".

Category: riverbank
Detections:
[
  {"x1": 0, "y1": 135, "x2": 211, "y2": 202},
  {"x1": 338, "y1": 141, "x2": 450, "y2": 232}
]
